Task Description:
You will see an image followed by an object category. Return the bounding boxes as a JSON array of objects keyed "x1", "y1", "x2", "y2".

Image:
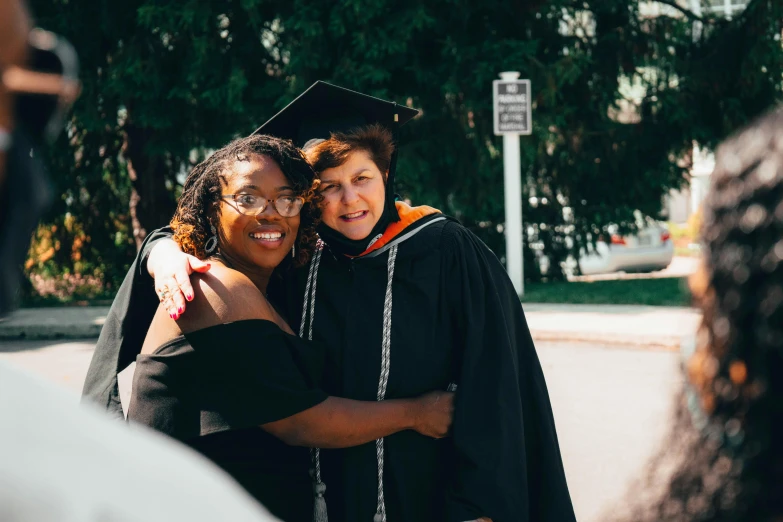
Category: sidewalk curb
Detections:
[
  {"x1": 0, "y1": 324, "x2": 103, "y2": 340},
  {"x1": 0, "y1": 305, "x2": 696, "y2": 350},
  {"x1": 0, "y1": 324, "x2": 684, "y2": 350},
  {"x1": 530, "y1": 330, "x2": 682, "y2": 352},
  {"x1": 0, "y1": 307, "x2": 109, "y2": 341}
]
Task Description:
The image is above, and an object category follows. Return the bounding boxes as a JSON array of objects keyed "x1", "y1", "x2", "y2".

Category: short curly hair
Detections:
[
  {"x1": 170, "y1": 134, "x2": 321, "y2": 266},
  {"x1": 304, "y1": 123, "x2": 395, "y2": 179}
]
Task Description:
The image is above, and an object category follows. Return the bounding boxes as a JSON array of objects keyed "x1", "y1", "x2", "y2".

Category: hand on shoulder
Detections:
[{"x1": 148, "y1": 237, "x2": 211, "y2": 320}]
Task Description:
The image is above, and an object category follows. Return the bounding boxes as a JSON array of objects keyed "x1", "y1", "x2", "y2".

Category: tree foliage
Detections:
[
  {"x1": 28, "y1": 0, "x2": 289, "y2": 289},
  {"x1": 25, "y1": 0, "x2": 783, "y2": 295}
]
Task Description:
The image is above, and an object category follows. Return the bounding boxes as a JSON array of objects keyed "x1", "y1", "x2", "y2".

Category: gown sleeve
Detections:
[
  {"x1": 81, "y1": 227, "x2": 175, "y2": 418},
  {"x1": 441, "y1": 221, "x2": 576, "y2": 522}
]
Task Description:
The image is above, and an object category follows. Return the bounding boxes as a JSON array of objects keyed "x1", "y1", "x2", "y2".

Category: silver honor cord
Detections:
[
  {"x1": 300, "y1": 241, "x2": 327, "y2": 522},
  {"x1": 300, "y1": 241, "x2": 399, "y2": 522},
  {"x1": 373, "y1": 244, "x2": 399, "y2": 522}
]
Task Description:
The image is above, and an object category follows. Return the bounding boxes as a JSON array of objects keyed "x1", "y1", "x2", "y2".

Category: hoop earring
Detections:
[{"x1": 205, "y1": 224, "x2": 218, "y2": 254}]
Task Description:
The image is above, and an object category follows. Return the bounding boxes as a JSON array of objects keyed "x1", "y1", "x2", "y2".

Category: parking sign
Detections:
[{"x1": 493, "y1": 79, "x2": 531, "y2": 135}]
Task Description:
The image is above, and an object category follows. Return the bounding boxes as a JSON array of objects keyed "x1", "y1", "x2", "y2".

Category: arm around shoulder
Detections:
[
  {"x1": 175, "y1": 265, "x2": 455, "y2": 449},
  {"x1": 140, "y1": 227, "x2": 175, "y2": 277}
]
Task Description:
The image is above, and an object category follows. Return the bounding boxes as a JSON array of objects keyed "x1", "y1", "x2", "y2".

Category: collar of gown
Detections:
[{"x1": 317, "y1": 201, "x2": 441, "y2": 258}]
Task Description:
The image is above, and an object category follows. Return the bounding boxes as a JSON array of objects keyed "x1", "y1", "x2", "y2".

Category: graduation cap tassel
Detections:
[
  {"x1": 314, "y1": 494, "x2": 328, "y2": 522},
  {"x1": 385, "y1": 109, "x2": 402, "y2": 223},
  {"x1": 312, "y1": 454, "x2": 328, "y2": 522},
  {"x1": 299, "y1": 241, "x2": 328, "y2": 522}
]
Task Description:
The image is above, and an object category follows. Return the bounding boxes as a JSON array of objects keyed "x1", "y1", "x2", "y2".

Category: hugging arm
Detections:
[
  {"x1": 263, "y1": 390, "x2": 453, "y2": 448},
  {"x1": 177, "y1": 267, "x2": 454, "y2": 450}
]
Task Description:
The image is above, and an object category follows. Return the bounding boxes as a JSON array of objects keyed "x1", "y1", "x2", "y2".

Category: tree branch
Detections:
[{"x1": 652, "y1": 0, "x2": 705, "y2": 23}]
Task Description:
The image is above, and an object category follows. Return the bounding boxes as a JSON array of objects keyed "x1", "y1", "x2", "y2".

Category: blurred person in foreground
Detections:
[
  {"x1": 0, "y1": 361, "x2": 281, "y2": 522},
  {"x1": 0, "y1": 2, "x2": 276, "y2": 520},
  {"x1": 618, "y1": 107, "x2": 783, "y2": 522}
]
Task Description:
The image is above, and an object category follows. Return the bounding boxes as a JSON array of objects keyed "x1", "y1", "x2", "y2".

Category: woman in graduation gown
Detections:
[
  {"x1": 118, "y1": 133, "x2": 454, "y2": 522},
  {"x1": 83, "y1": 82, "x2": 576, "y2": 522}
]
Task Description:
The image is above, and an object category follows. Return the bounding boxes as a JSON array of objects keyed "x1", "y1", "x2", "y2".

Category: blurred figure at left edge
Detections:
[
  {"x1": 0, "y1": 3, "x2": 281, "y2": 521},
  {"x1": 0, "y1": 0, "x2": 79, "y2": 316}
]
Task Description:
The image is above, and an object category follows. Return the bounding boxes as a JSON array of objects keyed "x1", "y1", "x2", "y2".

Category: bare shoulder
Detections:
[{"x1": 176, "y1": 263, "x2": 276, "y2": 334}]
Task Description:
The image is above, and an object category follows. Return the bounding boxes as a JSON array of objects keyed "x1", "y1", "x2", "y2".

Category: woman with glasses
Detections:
[{"x1": 123, "y1": 133, "x2": 453, "y2": 522}]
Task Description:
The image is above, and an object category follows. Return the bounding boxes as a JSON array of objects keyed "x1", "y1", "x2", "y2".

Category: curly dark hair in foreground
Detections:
[
  {"x1": 619, "y1": 107, "x2": 783, "y2": 522},
  {"x1": 170, "y1": 134, "x2": 321, "y2": 266}
]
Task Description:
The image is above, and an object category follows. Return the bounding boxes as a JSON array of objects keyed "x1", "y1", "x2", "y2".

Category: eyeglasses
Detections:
[{"x1": 221, "y1": 194, "x2": 305, "y2": 218}]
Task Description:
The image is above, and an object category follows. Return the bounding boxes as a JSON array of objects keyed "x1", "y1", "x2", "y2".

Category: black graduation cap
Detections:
[
  {"x1": 252, "y1": 81, "x2": 419, "y2": 148},
  {"x1": 253, "y1": 81, "x2": 420, "y2": 225}
]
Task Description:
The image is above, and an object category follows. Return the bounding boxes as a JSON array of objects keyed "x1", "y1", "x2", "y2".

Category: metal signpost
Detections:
[{"x1": 493, "y1": 72, "x2": 531, "y2": 296}]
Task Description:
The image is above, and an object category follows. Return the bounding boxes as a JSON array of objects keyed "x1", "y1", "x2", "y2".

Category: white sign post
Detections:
[{"x1": 493, "y1": 72, "x2": 531, "y2": 296}]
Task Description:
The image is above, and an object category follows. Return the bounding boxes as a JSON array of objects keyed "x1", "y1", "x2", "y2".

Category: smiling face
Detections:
[
  {"x1": 317, "y1": 150, "x2": 386, "y2": 240},
  {"x1": 215, "y1": 153, "x2": 300, "y2": 275}
]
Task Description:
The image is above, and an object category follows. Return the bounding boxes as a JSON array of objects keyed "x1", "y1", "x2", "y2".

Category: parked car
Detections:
[
  {"x1": 531, "y1": 212, "x2": 675, "y2": 277},
  {"x1": 575, "y1": 218, "x2": 674, "y2": 275}
]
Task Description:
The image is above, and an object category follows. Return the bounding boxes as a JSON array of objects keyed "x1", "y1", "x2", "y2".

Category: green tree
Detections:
[
  {"x1": 25, "y1": 0, "x2": 783, "y2": 296},
  {"x1": 278, "y1": 0, "x2": 781, "y2": 279},
  {"x1": 27, "y1": 0, "x2": 291, "y2": 290}
]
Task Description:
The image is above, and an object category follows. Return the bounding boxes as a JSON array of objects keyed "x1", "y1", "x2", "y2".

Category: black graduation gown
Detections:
[
  {"x1": 278, "y1": 216, "x2": 576, "y2": 522},
  {"x1": 82, "y1": 219, "x2": 576, "y2": 522}
]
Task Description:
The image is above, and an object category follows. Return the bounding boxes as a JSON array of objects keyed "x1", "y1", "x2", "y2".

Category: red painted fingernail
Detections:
[
  {"x1": 178, "y1": 307, "x2": 183, "y2": 314},
  {"x1": 186, "y1": 294, "x2": 193, "y2": 301},
  {"x1": 170, "y1": 313, "x2": 175, "y2": 319}
]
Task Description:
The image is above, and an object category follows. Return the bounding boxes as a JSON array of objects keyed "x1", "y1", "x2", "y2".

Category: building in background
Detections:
[
  {"x1": 556, "y1": 1, "x2": 756, "y2": 225},
  {"x1": 666, "y1": 145, "x2": 713, "y2": 224},
  {"x1": 702, "y1": 0, "x2": 748, "y2": 19},
  {"x1": 607, "y1": 2, "x2": 751, "y2": 223},
  {"x1": 659, "y1": 0, "x2": 748, "y2": 223}
]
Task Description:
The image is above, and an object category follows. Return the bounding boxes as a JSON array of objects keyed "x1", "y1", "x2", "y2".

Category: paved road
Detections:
[
  {"x1": 0, "y1": 339, "x2": 682, "y2": 522},
  {"x1": 0, "y1": 338, "x2": 95, "y2": 396},
  {"x1": 541, "y1": 343, "x2": 682, "y2": 521}
]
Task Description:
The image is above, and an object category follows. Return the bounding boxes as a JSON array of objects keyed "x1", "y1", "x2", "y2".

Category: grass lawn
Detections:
[{"x1": 521, "y1": 276, "x2": 692, "y2": 307}]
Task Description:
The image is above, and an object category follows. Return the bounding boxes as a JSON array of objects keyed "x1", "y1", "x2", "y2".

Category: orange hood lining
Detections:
[{"x1": 352, "y1": 201, "x2": 441, "y2": 258}]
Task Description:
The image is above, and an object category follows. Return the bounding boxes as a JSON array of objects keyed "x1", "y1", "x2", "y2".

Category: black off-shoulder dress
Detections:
[{"x1": 127, "y1": 320, "x2": 328, "y2": 522}]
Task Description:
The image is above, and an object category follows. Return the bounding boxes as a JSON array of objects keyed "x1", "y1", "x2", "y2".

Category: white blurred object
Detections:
[{"x1": 0, "y1": 361, "x2": 278, "y2": 522}]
